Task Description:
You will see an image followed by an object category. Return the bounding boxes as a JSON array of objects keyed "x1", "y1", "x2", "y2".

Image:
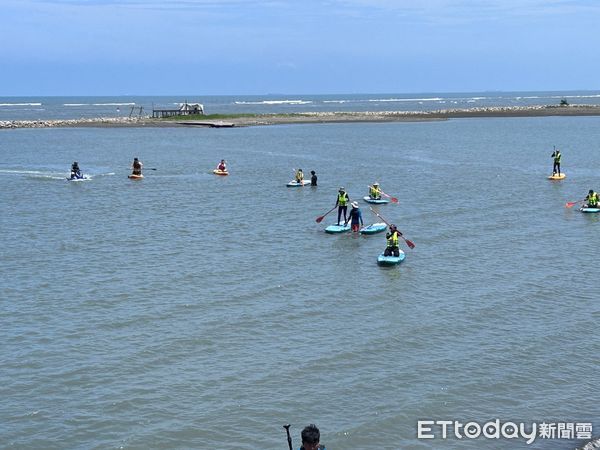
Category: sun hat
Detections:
[{"x1": 351, "y1": 201, "x2": 359, "y2": 208}]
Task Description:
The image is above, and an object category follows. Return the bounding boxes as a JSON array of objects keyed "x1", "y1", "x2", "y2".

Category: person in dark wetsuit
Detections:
[
  {"x1": 70, "y1": 161, "x2": 82, "y2": 179},
  {"x1": 300, "y1": 424, "x2": 326, "y2": 450},
  {"x1": 310, "y1": 170, "x2": 317, "y2": 186},
  {"x1": 335, "y1": 187, "x2": 350, "y2": 225},
  {"x1": 345, "y1": 201, "x2": 364, "y2": 232},
  {"x1": 131, "y1": 157, "x2": 143, "y2": 175}
]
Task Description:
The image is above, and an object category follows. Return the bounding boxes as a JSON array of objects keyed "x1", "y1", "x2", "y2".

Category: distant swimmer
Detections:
[
  {"x1": 584, "y1": 189, "x2": 599, "y2": 208},
  {"x1": 217, "y1": 159, "x2": 227, "y2": 171},
  {"x1": 70, "y1": 161, "x2": 83, "y2": 179},
  {"x1": 551, "y1": 147, "x2": 562, "y2": 175},
  {"x1": 310, "y1": 170, "x2": 317, "y2": 186},
  {"x1": 131, "y1": 157, "x2": 143, "y2": 175},
  {"x1": 335, "y1": 186, "x2": 350, "y2": 225},
  {"x1": 295, "y1": 168, "x2": 304, "y2": 183},
  {"x1": 369, "y1": 182, "x2": 381, "y2": 199}
]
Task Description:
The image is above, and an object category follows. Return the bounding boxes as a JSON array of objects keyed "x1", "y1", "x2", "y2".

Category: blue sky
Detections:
[{"x1": 2, "y1": 0, "x2": 600, "y2": 95}]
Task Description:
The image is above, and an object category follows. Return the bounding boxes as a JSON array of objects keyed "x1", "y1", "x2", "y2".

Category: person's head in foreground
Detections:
[{"x1": 301, "y1": 424, "x2": 321, "y2": 450}]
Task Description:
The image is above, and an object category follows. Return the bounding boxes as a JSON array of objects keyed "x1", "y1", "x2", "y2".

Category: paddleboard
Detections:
[
  {"x1": 286, "y1": 180, "x2": 310, "y2": 187},
  {"x1": 548, "y1": 173, "x2": 566, "y2": 180},
  {"x1": 213, "y1": 169, "x2": 229, "y2": 176},
  {"x1": 128, "y1": 174, "x2": 144, "y2": 180},
  {"x1": 377, "y1": 251, "x2": 406, "y2": 266},
  {"x1": 325, "y1": 223, "x2": 351, "y2": 234},
  {"x1": 66, "y1": 176, "x2": 88, "y2": 181},
  {"x1": 363, "y1": 196, "x2": 390, "y2": 204},
  {"x1": 360, "y1": 222, "x2": 387, "y2": 235},
  {"x1": 580, "y1": 207, "x2": 600, "y2": 213}
]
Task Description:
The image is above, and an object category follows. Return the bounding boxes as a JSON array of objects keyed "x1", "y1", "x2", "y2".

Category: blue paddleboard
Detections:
[
  {"x1": 377, "y1": 251, "x2": 406, "y2": 266},
  {"x1": 325, "y1": 223, "x2": 351, "y2": 234},
  {"x1": 360, "y1": 222, "x2": 387, "y2": 235},
  {"x1": 363, "y1": 196, "x2": 390, "y2": 204},
  {"x1": 580, "y1": 207, "x2": 600, "y2": 213}
]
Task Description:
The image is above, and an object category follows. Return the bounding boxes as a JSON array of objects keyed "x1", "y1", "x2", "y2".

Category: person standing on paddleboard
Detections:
[
  {"x1": 551, "y1": 148, "x2": 562, "y2": 175},
  {"x1": 300, "y1": 424, "x2": 325, "y2": 450},
  {"x1": 335, "y1": 187, "x2": 350, "y2": 225},
  {"x1": 384, "y1": 224, "x2": 401, "y2": 257},
  {"x1": 131, "y1": 157, "x2": 143, "y2": 176},
  {"x1": 310, "y1": 170, "x2": 317, "y2": 186},
  {"x1": 345, "y1": 201, "x2": 364, "y2": 232}
]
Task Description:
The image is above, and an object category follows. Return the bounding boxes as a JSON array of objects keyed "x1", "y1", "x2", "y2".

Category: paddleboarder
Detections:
[
  {"x1": 295, "y1": 168, "x2": 304, "y2": 184},
  {"x1": 384, "y1": 224, "x2": 401, "y2": 257},
  {"x1": 369, "y1": 182, "x2": 381, "y2": 199},
  {"x1": 584, "y1": 189, "x2": 599, "y2": 208},
  {"x1": 300, "y1": 424, "x2": 325, "y2": 450},
  {"x1": 551, "y1": 148, "x2": 561, "y2": 175},
  {"x1": 131, "y1": 157, "x2": 143, "y2": 176},
  {"x1": 217, "y1": 159, "x2": 227, "y2": 171},
  {"x1": 310, "y1": 170, "x2": 317, "y2": 186},
  {"x1": 70, "y1": 161, "x2": 82, "y2": 179},
  {"x1": 335, "y1": 187, "x2": 350, "y2": 225},
  {"x1": 345, "y1": 201, "x2": 364, "y2": 232}
]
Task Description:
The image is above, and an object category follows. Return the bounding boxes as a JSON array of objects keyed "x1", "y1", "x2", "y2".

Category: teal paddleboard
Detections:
[
  {"x1": 377, "y1": 251, "x2": 406, "y2": 266},
  {"x1": 360, "y1": 222, "x2": 387, "y2": 235},
  {"x1": 580, "y1": 207, "x2": 600, "y2": 213},
  {"x1": 325, "y1": 223, "x2": 351, "y2": 234},
  {"x1": 363, "y1": 196, "x2": 389, "y2": 204},
  {"x1": 287, "y1": 180, "x2": 311, "y2": 187}
]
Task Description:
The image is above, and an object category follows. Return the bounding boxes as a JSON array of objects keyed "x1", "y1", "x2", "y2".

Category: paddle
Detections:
[
  {"x1": 368, "y1": 186, "x2": 398, "y2": 203},
  {"x1": 566, "y1": 199, "x2": 584, "y2": 208},
  {"x1": 369, "y1": 206, "x2": 415, "y2": 249},
  {"x1": 283, "y1": 424, "x2": 293, "y2": 450},
  {"x1": 316, "y1": 205, "x2": 337, "y2": 223}
]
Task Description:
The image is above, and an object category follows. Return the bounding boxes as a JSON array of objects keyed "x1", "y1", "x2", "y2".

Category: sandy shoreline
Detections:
[{"x1": 2, "y1": 104, "x2": 600, "y2": 129}]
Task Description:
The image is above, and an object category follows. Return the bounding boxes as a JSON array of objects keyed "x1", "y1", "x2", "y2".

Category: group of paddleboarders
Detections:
[
  {"x1": 332, "y1": 185, "x2": 403, "y2": 255},
  {"x1": 69, "y1": 157, "x2": 143, "y2": 179},
  {"x1": 549, "y1": 149, "x2": 599, "y2": 209},
  {"x1": 295, "y1": 169, "x2": 318, "y2": 186}
]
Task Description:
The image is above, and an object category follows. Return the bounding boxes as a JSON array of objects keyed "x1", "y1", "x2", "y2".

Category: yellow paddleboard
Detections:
[{"x1": 548, "y1": 173, "x2": 566, "y2": 180}]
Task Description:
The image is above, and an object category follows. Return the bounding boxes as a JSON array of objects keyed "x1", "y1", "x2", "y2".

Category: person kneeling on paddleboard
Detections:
[
  {"x1": 384, "y1": 224, "x2": 401, "y2": 257},
  {"x1": 369, "y1": 182, "x2": 381, "y2": 199},
  {"x1": 70, "y1": 161, "x2": 82, "y2": 179},
  {"x1": 584, "y1": 189, "x2": 599, "y2": 208},
  {"x1": 345, "y1": 202, "x2": 364, "y2": 232},
  {"x1": 295, "y1": 168, "x2": 304, "y2": 183},
  {"x1": 131, "y1": 157, "x2": 143, "y2": 175},
  {"x1": 217, "y1": 159, "x2": 227, "y2": 171},
  {"x1": 335, "y1": 187, "x2": 350, "y2": 225}
]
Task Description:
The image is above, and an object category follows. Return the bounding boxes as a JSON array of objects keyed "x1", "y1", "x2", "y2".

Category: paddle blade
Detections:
[
  {"x1": 565, "y1": 201, "x2": 578, "y2": 208},
  {"x1": 391, "y1": 197, "x2": 398, "y2": 203},
  {"x1": 405, "y1": 239, "x2": 416, "y2": 249},
  {"x1": 316, "y1": 216, "x2": 325, "y2": 223}
]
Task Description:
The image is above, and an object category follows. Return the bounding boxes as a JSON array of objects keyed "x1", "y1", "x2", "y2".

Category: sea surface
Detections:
[
  {"x1": 2, "y1": 91, "x2": 600, "y2": 121},
  {"x1": 1, "y1": 110, "x2": 599, "y2": 449}
]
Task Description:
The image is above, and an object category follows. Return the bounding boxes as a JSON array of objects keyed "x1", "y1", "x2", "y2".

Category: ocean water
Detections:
[
  {"x1": 1, "y1": 91, "x2": 600, "y2": 121},
  {"x1": 1, "y1": 116, "x2": 599, "y2": 449}
]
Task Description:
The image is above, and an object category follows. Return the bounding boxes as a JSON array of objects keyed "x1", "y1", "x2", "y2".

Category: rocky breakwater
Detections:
[{"x1": 0, "y1": 116, "x2": 151, "y2": 129}]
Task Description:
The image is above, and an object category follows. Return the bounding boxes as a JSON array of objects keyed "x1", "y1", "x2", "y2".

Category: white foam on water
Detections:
[{"x1": 0, "y1": 102, "x2": 42, "y2": 107}]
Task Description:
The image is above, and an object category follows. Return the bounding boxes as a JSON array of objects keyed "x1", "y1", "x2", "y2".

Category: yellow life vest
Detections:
[
  {"x1": 387, "y1": 231, "x2": 399, "y2": 247},
  {"x1": 370, "y1": 186, "x2": 380, "y2": 198},
  {"x1": 338, "y1": 192, "x2": 348, "y2": 206}
]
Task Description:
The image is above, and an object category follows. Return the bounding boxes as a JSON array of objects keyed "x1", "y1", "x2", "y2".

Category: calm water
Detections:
[{"x1": 1, "y1": 117, "x2": 599, "y2": 449}]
